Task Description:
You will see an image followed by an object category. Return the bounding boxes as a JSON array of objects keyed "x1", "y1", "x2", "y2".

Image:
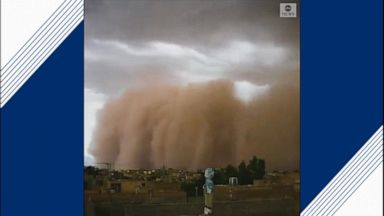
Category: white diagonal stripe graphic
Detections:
[
  {"x1": 0, "y1": 0, "x2": 83, "y2": 108},
  {"x1": 1, "y1": 12, "x2": 83, "y2": 107},
  {"x1": 1, "y1": 0, "x2": 80, "y2": 90},
  {"x1": 302, "y1": 126, "x2": 383, "y2": 216},
  {"x1": 308, "y1": 132, "x2": 382, "y2": 216},
  {"x1": 1, "y1": 0, "x2": 70, "y2": 73}
]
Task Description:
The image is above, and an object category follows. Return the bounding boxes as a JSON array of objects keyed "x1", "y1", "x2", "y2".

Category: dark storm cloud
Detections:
[
  {"x1": 85, "y1": 0, "x2": 299, "y2": 45},
  {"x1": 85, "y1": 0, "x2": 299, "y2": 95}
]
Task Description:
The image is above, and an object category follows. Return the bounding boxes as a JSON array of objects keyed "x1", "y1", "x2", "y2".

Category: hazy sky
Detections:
[{"x1": 84, "y1": 0, "x2": 300, "y2": 167}]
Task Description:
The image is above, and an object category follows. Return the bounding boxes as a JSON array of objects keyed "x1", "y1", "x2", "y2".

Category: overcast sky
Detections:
[{"x1": 84, "y1": 0, "x2": 300, "y2": 165}]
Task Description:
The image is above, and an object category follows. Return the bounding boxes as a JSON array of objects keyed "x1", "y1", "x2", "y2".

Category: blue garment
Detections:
[
  {"x1": 204, "y1": 179, "x2": 214, "y2": 194},
  {"x1": 204, "y1": 168, "x2": 214, "y2": 194}
]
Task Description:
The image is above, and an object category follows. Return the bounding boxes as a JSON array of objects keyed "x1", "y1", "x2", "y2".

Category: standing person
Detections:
[{"x1": 203, "y1": 168, "x2": 214, "y2": 215}]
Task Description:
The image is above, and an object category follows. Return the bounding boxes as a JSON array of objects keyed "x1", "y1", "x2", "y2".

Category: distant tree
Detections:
[
  {"x1": 195, "y1": 171, "x2": 205, "y2": 188},
  {"x1": 225, "y1": 165, "x2": 238, "y2": 178},
  {"x1": 247, "y1": 156, "x2": 266, "y2": 180},
  {"x1": 213, "y1": 168, "x2": 227, "y2": 185},
  {"x1": 256, "y1": 159, "x2": 266, "y2": 179},
  {"x1": 84, "y1": 166, "x2": 99, "y2": 176},
  {"x1": 238, "y1": 161, "x2": 252, "y2": 185}
]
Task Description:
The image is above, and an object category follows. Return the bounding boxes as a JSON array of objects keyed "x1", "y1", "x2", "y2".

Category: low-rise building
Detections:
[{"x1": 108, "y1": 179, "x2": 144, "y2": 193}]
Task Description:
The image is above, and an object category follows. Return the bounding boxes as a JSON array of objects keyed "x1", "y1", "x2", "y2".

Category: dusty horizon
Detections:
[{"x1": 89, "y1": 80, "x2": 299, "y2": 171}]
